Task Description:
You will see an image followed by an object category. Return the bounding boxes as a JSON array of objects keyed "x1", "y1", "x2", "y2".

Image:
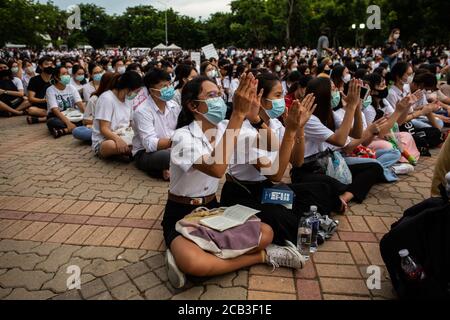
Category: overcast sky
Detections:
[{"x1": 38, "y1": 0, "x2": 232, "y2": 19}]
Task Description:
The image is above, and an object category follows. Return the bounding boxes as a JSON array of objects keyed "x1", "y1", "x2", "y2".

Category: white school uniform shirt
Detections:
[
  {"x1": 170, "y1": 120, "x2": 228, "y2": 197},
  {"x1": 304, "y1": 115, "x2": 351, "y2": 158},
  {"x1": 83, "y1": 95, "x2": 98, "y2": 121},
  {"x1": 91, "y1": 90, "x2": 132, "y2": 151},
  {"x1": 227, "y1": 119, "x2": 285, "y2": 182},
  {"x1": 131, "y1": 94, "x2": 181, "y2": 156},
  {"x1": 387, "y1": 84, "x2": 410, "y2": 113}
]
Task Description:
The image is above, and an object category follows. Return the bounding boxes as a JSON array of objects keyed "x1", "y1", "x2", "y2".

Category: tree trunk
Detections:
[{"x1": 286, "y1": 0, "x2": 296, "y2": 46}]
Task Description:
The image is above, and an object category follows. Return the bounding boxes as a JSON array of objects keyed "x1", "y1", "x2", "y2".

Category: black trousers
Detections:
[
  {"x1": 46, "y1": 116, "x2": 82, "y2": 132},
  {"x1": 291, "y1": 162, "x2": 385, "y2": 203},
  {"x1": 220, "y1": 179, "x2": 342, "y2": 246},
  {"x1": 134, "y1": 149, "x2": 170, "y2": 179}
]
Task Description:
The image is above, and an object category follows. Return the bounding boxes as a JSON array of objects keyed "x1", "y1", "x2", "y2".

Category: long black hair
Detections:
[
  {"x1": 176, "y1": 76, "x2": 215, "y2": 129},
  {"x1": 174, "y1": 64, "x2": 196, "y2": 90},
  {"x1": 306, "y1": 77, "x2": 335, "y2": 131}
]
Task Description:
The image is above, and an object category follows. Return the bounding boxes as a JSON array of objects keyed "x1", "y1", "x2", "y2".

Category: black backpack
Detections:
[
  {"x1": 380, "y1": 185, "x2": 450, "y2": 300},
  {"x1": 400, "y1": 121, "x2": 444, "y2": 156}
]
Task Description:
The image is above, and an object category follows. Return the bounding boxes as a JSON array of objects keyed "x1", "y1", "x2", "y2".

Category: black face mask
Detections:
[
  {"x1": 43, "y1": 66, "x2": 54, "y2": 74},
  {"x1": 0, "y1": 69, "x2": 12, "y2": 78},
  {"x1": 377, "y1": 88, "x2": 389, "y2": 99},
  {"x1": 323, "y1": 69, "x2": 331, "y2": 75}
]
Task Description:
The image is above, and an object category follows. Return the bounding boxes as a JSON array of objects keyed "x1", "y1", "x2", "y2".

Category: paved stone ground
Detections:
[{"x1": 0, "y1": 116, "x2": 440, "y2": 300}]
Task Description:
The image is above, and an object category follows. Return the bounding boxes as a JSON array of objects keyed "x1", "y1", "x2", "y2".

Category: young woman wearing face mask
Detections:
[
  {"x1": 82, "y1": 63, "x2": 104, "y2": 103},
  {"x1": 91, "y1": 71, "x2": 143, "y2": 159},
  {"x1": 72, "y1": 72, "x2": 115, "y2": 143},
  {"x1": 164, "y1": 74, "x2": 284, "y2": 289},
  {"x1": 384, "y1": 28, "x2": 402, "y2": 69},
  {"x1": 220, "y1": 72, "x2": 343, "y2": 246},
  {"x1": 330, "y1": 64, "x2": 351, "y2": 93},
  {"x1": 290, "y1": 78, "x2": 386, "y2": 207},
  {"x1": 0, "y1": 60, "x2": 30, "y2": 116},
  {"x1": 70, "y1": 64, "x2": 87, "y2": 99},
  {"x1": 387, "y1": 62, "x2": 441, "y2": 130},
  {"x1": 132, "y1": 69, "x2": 179, "y2": 181},
  {"x1": 173, "y1": 64, "x2": 198, "y2": 107},
  {"x1": 45, "y1": 66, "x2": 86, "y2": 138}
]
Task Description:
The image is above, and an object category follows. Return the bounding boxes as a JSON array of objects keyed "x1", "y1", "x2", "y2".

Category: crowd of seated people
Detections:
[{"x1": 1, "y1": 36, "x2": 449, "y2": 289}]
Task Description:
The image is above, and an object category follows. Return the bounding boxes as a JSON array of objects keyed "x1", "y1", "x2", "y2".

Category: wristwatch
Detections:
[{"x1": 251, "y1": 118, "x2": 265, "y2": 129}]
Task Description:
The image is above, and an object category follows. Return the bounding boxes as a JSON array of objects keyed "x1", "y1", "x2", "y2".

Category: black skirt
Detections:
[
  {"x1": 220, "y1": 178, "x2": 342, "y2": 246},
  {"x1": 162, "y1": 198, "x2": 219, "y2": 248}
]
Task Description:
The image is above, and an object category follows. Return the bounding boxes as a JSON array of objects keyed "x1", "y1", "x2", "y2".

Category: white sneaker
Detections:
[
  {"x1": 265, "y1": 240, "x2": 306, "y2": 271},
  {"x1": 392, "y1": 163, "x2": 415, "y2": 175},
  {"x1": 165, "y1": 249, "x2": 186, "y2": 289}
]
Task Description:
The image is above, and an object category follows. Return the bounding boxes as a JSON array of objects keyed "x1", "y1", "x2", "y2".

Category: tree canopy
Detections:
[{"x1": 0, "y1": 0, "x2": 448, "y2": 49}]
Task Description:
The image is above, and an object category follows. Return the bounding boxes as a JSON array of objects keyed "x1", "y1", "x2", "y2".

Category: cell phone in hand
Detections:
[{"x1": 360, "y1": 86, "x2": 369, "y2": 100}]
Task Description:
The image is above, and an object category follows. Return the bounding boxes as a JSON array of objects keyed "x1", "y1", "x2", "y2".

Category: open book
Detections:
[{"x1": 200, "y1": 205, "x2": 260, "y2": 232}]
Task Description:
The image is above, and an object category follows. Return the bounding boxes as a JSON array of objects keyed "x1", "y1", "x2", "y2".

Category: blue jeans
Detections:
[
  {"x1": 72, "y1": 126, "x2": 92, "y2": 142},
  {"x1": 344, "y1": 148, "x2": 401, "y2": 182},
  {"x1": 411, "y1": 117, "x2": 444, "y2": 130}
]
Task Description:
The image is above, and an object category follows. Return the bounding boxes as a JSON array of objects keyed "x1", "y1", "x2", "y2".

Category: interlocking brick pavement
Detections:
[{"x1": 0, "y1": 116, "x2": 441, "y2": 299}]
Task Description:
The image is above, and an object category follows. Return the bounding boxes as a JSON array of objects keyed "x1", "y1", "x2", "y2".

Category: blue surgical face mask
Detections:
[
  {"x1": 154, "y1": 86, "x2": 175, "y2": 102},
  {"x1": 362, "y1": 95, "x2": 372, "y2": 109},
  {"x1": 331, "y1": 91, "x2": 341, "y2": 109},
  {"x1": 59, "y1": 75, "x2": 71, "y2": 86},
  {"x1": 265, "y1": 98, "x2": 286, "y2": 119},
  {"x1": 127, "y1": 91, "x2": 138, "y2": 100},
  {"x1": 93, "y1": 73, "x2": 103, "y2": 82},
  {"x1": 75, "y1": 75, "x2": 85, "y2": 82},
  {"x1": 198, "y1": 97, "x2": 227, "y2": 124}
]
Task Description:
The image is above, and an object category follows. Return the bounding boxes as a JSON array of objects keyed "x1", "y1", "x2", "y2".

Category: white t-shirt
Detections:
[
  {"x1": 304, "y1": 115, "x2": 350, "y2": 158},
  {"x1": 170, "y1": 120, "x2": 228, "y2": 197},
  {"x1": 45, "y1": 84, "x2": 82, "y2": 114},
  {"x1": 70, "y1": 78, "x2": 84, "y2": 96},
  {"x1": 12, "y1": 77, "x2": 24, "y2": 91},
  {"x1": 91, "y1": 90, "x2": 132, "y2": 150},
  {"x1": 82, "y1": 82, "x2": 96, "y2": 102}
]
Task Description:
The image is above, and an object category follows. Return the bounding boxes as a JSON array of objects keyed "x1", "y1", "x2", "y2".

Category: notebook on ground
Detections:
[{"x1": 199, "y1": 204, "x2": 260, "y2": 232}]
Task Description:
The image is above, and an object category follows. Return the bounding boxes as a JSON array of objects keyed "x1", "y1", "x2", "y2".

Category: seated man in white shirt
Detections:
[{"x1": 132, "y1": 69, "x2": 181, "y2": 181}]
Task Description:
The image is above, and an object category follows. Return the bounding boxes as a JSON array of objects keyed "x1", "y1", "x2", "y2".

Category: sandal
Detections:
[{"x1": 51, "y1": 128, "x2": 66, "y2": 139}]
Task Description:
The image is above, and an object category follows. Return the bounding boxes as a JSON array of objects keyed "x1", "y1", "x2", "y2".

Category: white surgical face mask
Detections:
[
  {"x1": 342, "y1": 74, "x2": 351, "y2": 83},
  {"x1": 393, "y1": 34, "x2": 400, "y2": 40},
  {"x1": 118, "y1": 66, "x2": 126, "y2": 74}
]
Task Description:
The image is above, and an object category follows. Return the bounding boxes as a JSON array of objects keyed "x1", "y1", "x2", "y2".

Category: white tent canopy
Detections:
[
  {"x1": 167, "y1": 43, "x2": 182, "y2": 50},
  {"x1": 152, "y1": 43, "x2": 168, "y2": 51},
  {"x1": 152, "y1": 43, "x2": 182, "y2": 51}
]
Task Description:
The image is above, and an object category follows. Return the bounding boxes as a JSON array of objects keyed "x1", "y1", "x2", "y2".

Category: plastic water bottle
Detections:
[
  {"x1": 309, "y1": 206, "x2": 320, "y2": 253},
  {"x1": 297, "y1": 217, "x2": 312, "y2": 260},
  {"x1": 399, "y1": 249, "x2": 426, "y2": 281}
]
